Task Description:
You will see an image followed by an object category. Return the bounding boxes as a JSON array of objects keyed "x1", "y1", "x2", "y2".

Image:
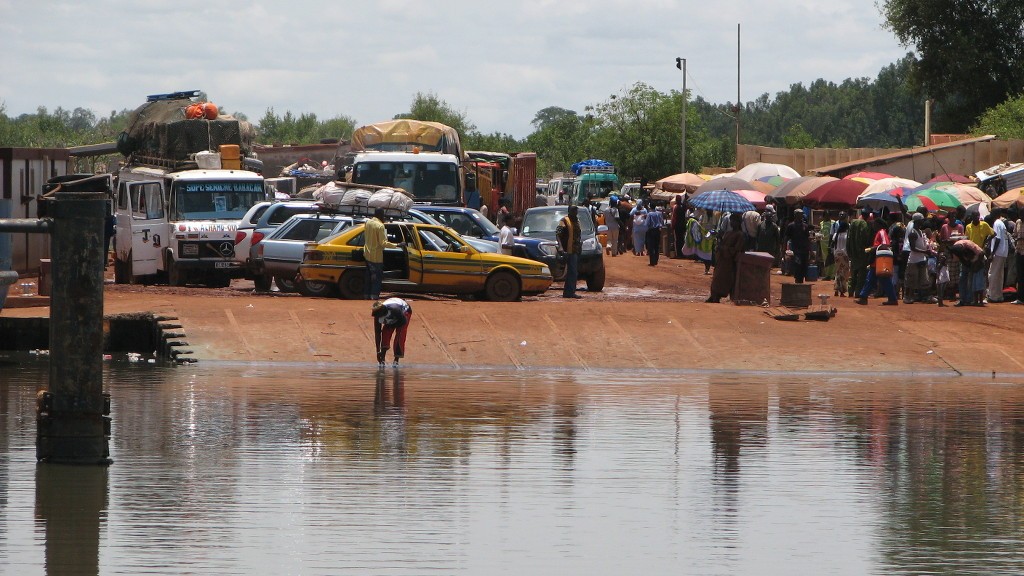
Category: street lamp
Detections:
[{"x1": 676, "y1": 57, "x2": 686, "y2": 173}]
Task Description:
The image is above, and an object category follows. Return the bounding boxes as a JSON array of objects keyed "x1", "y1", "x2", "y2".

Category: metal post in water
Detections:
[{"x1": 36, "y1": 179, "x2": 111, "y2": 465}]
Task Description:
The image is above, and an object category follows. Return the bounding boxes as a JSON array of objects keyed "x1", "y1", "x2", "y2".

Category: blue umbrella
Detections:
[{"x1": 688, "y1": 189, "x2": 756, "y2": 213}]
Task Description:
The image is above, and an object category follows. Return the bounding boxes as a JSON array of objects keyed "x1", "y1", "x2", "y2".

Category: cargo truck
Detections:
[
  {"x1": 465, "y1": 151, "x2": 538, "y2": 221},
  {"x1": 346, "y1": 120, "x2": 465, "y2": 206}
]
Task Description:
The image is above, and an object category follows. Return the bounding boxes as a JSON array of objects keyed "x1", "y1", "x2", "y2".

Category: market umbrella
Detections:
[
  {"x1": 734, "y1": 162, "x2": 800, "y2": 181},
  {"x1": 655, "y1": 172, "x2": 706, "y2": 193},
  {"x1": 803, "y1": 179, "x2": 869, "y2": 208},
  {"x1": 857, "y1": 188, "x2": 909, "y2": 211},
  {"x1": 991, "y1": 187, "x2": 1024, "y2": 210},
  {"x1": 692, "y1": 176, "x2": 752, "y2": 196},
  {"x1": 948, "y1": 184, "x2": 989, "y2": 206},
  {"x1": 733, "y1": 189, "x2": 767, "y2": 209},
  {"x1": 843, "y1": 171, "x2": 893, "y2": 182},
  {"x1": 749, "y1": 180, "x2": 776, "y2": 194},
  {"x1": 772, "y1": 176, "x2": 837, "y2": 205},
  {"x1": 927, "y1": 173, "x2": 974, "y2": 184},
  {"x1": 904, "y1": 195, "x2": 940, "y2": 213},
  {"x1": 859, "y1": 177, "x2": 921, "y2": 197},
  {"x1": 688, "y1": 189, "x2": 757, "y2": 213},
  {"x1": 908, "y1": 188, "x2": 962, "y2": 210},
  {"x1": 757, "y1": 175, "x2": 790, "y2": 187}
]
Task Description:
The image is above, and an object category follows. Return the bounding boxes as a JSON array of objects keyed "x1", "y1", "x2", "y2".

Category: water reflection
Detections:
[
  {"x1": 1, "y1": 363, "x2": 1023, "y2": 575},
  {"x1": 34, "y1": 465, "x2": 107, "y2": 576}
]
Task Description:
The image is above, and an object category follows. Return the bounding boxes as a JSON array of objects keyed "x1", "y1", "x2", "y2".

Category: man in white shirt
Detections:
[
  {"x1": 499, "y1": 217, "x2": 516, "y2": 255},
  {"x1": 987, "y1": 208, "x2": 1009, "y2": 303}
]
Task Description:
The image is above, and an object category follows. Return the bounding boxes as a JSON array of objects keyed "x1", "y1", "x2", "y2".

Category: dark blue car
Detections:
[{"x1": 416, "y1": 205, "x2": 559, "y2": 271}]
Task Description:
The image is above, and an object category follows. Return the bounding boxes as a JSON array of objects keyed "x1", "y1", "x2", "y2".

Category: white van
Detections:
[{"x1": 113, "y1": 166, "x2": 268, "y2": 287}]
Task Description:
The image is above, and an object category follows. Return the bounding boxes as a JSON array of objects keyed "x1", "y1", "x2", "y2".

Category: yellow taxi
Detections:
[{"x1": 298, "y1": 221, "x2": 552, "y2": 301}]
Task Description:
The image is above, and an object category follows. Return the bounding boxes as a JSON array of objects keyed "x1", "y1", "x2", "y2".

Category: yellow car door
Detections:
[
  {"x1": 415, "y1": 226, "x2": 483, "y2": 290},
  {"x1": 389, "y1": 223, "x2": 424, "y2": 284}
]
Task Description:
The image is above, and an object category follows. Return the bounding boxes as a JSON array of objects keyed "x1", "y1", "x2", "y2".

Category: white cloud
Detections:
[{"x1": 0, "y1": 0, "x2": 905, "y2": 138}]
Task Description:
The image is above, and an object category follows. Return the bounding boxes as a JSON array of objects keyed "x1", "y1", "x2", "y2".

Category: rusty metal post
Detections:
[{"x1": 36, "y1": 178, "x2": 111, "y2": 465}]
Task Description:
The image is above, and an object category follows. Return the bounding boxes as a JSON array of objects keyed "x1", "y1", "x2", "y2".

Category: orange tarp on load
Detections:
[{"x1": 351, "y1": 120, "x2": 463, "y2": 159}]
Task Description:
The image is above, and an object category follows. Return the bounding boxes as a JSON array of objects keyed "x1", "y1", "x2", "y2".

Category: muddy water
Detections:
[{"x1": 2, "y1": 362, "x2": 1024, "y2": 575}]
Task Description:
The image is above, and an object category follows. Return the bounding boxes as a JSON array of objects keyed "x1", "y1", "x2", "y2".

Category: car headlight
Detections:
[
  {"x1": 541, "y1": 267, "x2": 551, "y2": 275},
  {"x1": 583, "y1": 237, "x2": 599, "y2": 251},
  {"x1": 538, "y1": 242, "x2": 558, "y2": 257}
]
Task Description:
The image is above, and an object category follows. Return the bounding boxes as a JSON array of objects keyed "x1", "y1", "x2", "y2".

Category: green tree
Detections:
[
  {"x1": 463, "y1": 131, "x2": 523, "y2": 153},
  {"x1": 525, "y1": 108, "x2": 593, "y2": 176},
  {"x1": 782, "y1": 123, "x2": 816, "y2": 149},
  {"x1": 531, "y1": 106, "x2": 578, "y2": 131},
  {"x1": 880, "y1": 0, "x2": 1024, "y2": 132},
  {"x1": 255, "y1": 108, "x2": 355, "y2": 144},
  {"x1": 973, "y1": 95, "x2": 1024, "y2": 139},
  {"x1": 393, "y1": 92, "x2": 476, "y2": 136}
]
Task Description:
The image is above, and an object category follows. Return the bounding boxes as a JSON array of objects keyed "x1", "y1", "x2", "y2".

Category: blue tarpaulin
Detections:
[{"x1": 571, "y1": 159, "x2": 613, "y2": 175}]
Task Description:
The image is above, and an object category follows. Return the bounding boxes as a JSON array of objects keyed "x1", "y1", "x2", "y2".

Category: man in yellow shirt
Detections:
[
  {"x1": 965, "y1": 212, "x2": 993, "y2": 249},
  {"x1": 364, "y1": 208, "x2": 397, "y2": 300}
]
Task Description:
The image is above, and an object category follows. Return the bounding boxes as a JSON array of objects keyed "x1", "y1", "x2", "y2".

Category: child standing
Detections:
[{"x1": 935, "y1": 253, "x2": 950, "y2": 307}]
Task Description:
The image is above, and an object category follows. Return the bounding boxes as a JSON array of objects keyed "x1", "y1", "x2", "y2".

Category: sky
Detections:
[{"x1": 0, "y1": 0, "x2": 908, "y2": 139}]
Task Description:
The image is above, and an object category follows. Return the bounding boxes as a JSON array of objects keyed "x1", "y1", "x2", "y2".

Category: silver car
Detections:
[{"x1": 254, "y1": 213, "x2": 356, "y2": 292}]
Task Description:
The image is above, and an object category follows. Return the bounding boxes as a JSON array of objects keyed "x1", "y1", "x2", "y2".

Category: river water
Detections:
[{"x1": 1, "y1": 360, "x2": 1023, "y2": 575}]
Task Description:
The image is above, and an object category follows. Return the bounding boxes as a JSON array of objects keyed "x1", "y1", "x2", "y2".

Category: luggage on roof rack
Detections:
[{"x1": 312, "y1": 181, "x2": 414, "y2": 218}]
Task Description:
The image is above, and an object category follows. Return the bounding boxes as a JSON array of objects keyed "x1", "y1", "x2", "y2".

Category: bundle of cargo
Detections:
[
  {"x1": 312, "y1": 181, "x2": 413, "y2": 217},
  {"x1": 116, "y1": 90, "x2": 256, "y2": 165},
  {"x1": 350, "y1": 119, "x2": 463, "y2": 159}
]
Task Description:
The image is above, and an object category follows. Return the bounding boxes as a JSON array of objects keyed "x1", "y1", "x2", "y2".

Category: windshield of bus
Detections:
[
  {"x1": 171, "y1": 180, "x2": 267, "y2": 220},
  {"x1": 353, "y1": 160, "x2": 460, "y2": 203}
]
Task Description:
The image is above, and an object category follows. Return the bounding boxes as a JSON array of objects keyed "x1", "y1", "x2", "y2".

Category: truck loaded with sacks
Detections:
[
  {"x1": 343, "y1": 120, "x2": 464, "y2": 206},
  {"x1": 111, "y1": 90, "x2": 270, "y2": 287}
]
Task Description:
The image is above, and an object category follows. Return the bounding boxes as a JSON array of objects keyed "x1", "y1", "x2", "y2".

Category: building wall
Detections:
[
  {"x1": 737, "y1": 139, "x2": 1024, "y2": 181},
  {"x1": 0, "y1": 148, "x2": 70, "y2": 273}
]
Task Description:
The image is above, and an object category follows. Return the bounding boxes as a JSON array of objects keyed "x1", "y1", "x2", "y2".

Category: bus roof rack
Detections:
[{"x1": 146, "y1": 90, "x2": 202, "y2": 102}]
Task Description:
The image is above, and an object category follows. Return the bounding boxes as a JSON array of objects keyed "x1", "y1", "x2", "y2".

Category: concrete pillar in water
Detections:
[{"x1": 36, "y1": 181, "x2": 111, "y2": 465}]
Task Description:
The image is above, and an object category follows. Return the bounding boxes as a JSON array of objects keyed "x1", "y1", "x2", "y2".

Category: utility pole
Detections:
[
  {"x1": 676, "y1": 57, "x2": 687, "y2": 173},
  {"x1": 735, "y1": 23, "x2": 741, "y2": 165}
]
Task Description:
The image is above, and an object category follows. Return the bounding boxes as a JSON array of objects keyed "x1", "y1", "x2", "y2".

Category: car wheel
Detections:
[
  {"x1": 585, "y1": 264, "x2": 606, "y2": 292},
  {"x1": 274, "y1": 276, "x2": 298, "y2": 293},
  {"x1": 167, "y1": 254, "x2": 186, "y2": 287},
  {"x1": 253, "y1": 274, "x2": 272, "y2": 291},
  {"x1": 114, "y1": 255, "x2": 129, "y2": 284},
  {"x1": 298, "y1": 278, "x2": 339, "y2": 298},
  {"x1": 336, "y1": 269, "x2": 365, "y2": 300},
  {"x1": 484, "y1": 270, "x2": 521, "y2": 302}
]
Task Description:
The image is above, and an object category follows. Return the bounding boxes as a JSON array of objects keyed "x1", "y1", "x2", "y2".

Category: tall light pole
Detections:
[{"x1": 676, "y1": 57, "x2": 686, "y2": 173}]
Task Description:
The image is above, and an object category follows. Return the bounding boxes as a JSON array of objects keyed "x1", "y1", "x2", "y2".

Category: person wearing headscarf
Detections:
[
  {"x1": 831, "y1": 212, "x2": 851, "y2": 296},
  {"x1": 672, "y1": 195, "x2": 688, "y2": 258},
  {"x1": 756, "y1": 206, "x2": 780, "y2": 265},
  {"x1": 685, "y1": 209, "x2": 716, "y2": 274},
  {"x1": 632, "y1": 204, "x2": 648, "y2": 256},
  {"x1": 706, "y1": 213, "x2": 745, "y2": 303}
]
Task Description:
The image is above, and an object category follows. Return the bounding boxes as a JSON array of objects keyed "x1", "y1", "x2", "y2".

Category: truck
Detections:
[
  {"x1": 110, "y1": 90, "x2": 269, "y2": 287},
  {"x1": 345, "y1": 120, "x2": 465, "y2": 206},
  {"x1": 976, "y1": 162, "x2": 1024, "y2": 197},
  {"x1": 464, "y1": 150, "x2": 538, "y2": 221}
]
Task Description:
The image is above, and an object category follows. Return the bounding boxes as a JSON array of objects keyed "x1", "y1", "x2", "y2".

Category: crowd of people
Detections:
[{"x1": 661, "y1": 192, "x2": 1023, "y2": 307}]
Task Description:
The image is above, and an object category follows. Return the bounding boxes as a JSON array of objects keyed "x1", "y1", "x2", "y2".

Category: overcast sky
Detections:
[{"x1": 0, "y1": 0, "x2": 908, "y2": 139}]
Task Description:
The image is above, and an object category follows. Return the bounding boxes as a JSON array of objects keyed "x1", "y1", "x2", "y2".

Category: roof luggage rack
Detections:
[{"x1": 146, "y1": 90, "x2": 201, "y2": 102}]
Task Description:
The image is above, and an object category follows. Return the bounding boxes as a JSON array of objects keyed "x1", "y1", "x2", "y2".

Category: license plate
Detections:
[{"x1": 214, "y1": 261, "x2": 233, "y2": 269}]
